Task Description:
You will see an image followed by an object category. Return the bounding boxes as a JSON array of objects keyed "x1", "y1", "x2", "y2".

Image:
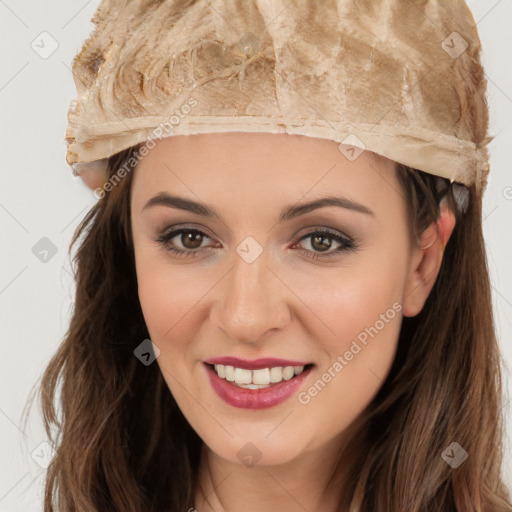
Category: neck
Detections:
[{"x1": 193, "y1": 426, "x2": 362, "y2": 512}]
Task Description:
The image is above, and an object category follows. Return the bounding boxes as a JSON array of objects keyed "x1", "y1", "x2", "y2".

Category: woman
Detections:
[{"x1": 38, "y1": 0, "x2": 511, "y2": 510}]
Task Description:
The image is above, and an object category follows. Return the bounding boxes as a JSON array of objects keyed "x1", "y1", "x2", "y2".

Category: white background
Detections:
[{"x1": 1, "y1": 1, "x2": 511, "y2": 509}]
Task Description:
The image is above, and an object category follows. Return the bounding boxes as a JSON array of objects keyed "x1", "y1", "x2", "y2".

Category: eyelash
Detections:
[{"x1": 154, "y1": 225, "x2": 358, "y2": 261}]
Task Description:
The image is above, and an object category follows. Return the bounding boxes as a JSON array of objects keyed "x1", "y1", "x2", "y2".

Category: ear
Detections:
[
  {"x1": 73, "y1": 164, "x2": 108, "y2": 191},
  {"x1": 402, "y1": 200, "x2": 457, "y2": 317}
]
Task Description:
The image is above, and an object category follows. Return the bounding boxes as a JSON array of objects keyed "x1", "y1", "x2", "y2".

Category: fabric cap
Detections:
[{"x1": 64, "y1": 0, "x2": 493, "y2": 195}]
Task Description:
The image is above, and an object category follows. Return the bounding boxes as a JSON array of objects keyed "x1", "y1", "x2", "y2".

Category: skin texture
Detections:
[{"x1": 130, "y1": 132, "x2": 455, "y2": 512}]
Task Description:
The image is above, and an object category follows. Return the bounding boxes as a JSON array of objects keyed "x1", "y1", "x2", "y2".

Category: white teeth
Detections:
[
  {"x1": 282, "y1": 366, "x2": 295, "y2": 380},
  {"x1": 215, "y1": 364, "x2": 226, "y2": 378},
  {"x1": 234, "y1": 368, "x2": 252, "y2": 385},
  {"x1": 252, "y1": 368, "x2": 271, "y2": 385},
  {"x1": 225, "y1": 365, "x2": 235, "y2": 382},
  {"x1": 212, "y1": 363, "x2": 307, "y2": 387},
  {"x1": 269, "y1": 367, "x2": 282, "y2": 383}
]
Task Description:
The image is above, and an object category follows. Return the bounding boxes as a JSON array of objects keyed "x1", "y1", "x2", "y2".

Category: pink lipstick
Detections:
[{"x1": 203, "y1": 358, "x2": 314, "y2": 409}]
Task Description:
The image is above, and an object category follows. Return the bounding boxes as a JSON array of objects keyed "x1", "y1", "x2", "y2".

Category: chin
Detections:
[{"x1": 200, "y1": 426, "x2": 311, "y2": 468}]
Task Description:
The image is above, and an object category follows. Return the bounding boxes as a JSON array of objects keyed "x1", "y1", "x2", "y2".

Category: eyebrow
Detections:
[{"x1": 142, "y1": 192, "x2": 375, "y2": 222}]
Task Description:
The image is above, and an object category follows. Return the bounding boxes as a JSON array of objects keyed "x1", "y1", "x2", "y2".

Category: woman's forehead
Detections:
[
  {"x1": 131, "y1": 133, "x2": 401, "y2": 220},
  {"x1": 135, "y1": 133, "x2": 394, "y2": 187}
]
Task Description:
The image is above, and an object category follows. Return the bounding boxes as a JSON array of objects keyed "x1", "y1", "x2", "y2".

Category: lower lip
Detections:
[{"x1": 204, "y1": 363, "x2": 313, "y2": 409}]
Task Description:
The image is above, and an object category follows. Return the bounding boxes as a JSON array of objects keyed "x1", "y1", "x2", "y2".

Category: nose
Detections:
[{"x1": 212, "y1": 249, "x2": 291, "y2": 344}]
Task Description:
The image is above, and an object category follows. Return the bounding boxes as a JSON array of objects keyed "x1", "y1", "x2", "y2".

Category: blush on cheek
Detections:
[
  {"x1": 313, "y1": 276, "x2": 401, "y2": 355},
  {"x1": 316, "y1": 300, "x2": 402, "y2": 406},
  {"x1": 136, "y1": 268, "x2": 205, "y2": 347}
]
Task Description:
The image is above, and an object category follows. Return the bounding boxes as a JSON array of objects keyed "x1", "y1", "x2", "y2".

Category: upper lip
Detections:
[{"x1": 203, "y1": 356, "x2": 312, "y2": 370}]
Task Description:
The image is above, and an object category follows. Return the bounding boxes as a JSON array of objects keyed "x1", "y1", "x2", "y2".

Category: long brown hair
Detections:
[{"x1": 27, "y1": 142, "x2": 511, "y2": 511}]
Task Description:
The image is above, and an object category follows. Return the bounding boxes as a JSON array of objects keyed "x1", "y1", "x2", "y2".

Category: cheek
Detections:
[
  {"x1": 321, "y1": 267, "x2": 405, "y2": 356},
  {"x1": 285, "y1": 239, "x2": 408, "y2": 356},
  {"x1": 290, "y1": 249, "x2": 407, "y2": 436},
  {"x1": 136, "y1": 258, "x2": 206, "y2": 349}
]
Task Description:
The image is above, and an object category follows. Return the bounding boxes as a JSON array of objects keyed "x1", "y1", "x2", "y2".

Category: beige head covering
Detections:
[{"x1": 65, "y1": 0, "x2": 493, "y2": 197}]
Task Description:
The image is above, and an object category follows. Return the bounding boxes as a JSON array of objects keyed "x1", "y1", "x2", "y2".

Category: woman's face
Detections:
[{"x1": 130, "y1": 132, "x2": 418, "y2": 466}]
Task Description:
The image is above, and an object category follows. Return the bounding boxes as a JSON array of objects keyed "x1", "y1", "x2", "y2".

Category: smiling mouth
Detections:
[{"x1": 205, "y1": 362, "x2": 315, "y2": 389}]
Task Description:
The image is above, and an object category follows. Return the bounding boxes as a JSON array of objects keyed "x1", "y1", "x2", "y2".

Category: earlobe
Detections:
[{"x1": 402, "y1": 203, "x2": 456, "y2": 317}]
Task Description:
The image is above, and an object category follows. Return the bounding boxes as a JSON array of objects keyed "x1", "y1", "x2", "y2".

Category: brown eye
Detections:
[
  {"x1": 180, "y1": 230, "x2": 204, "y2": 249},
  {"x1": 155, "y1": 228, "x2": 212, "y2": 257},
  {"x1": 310, "y1": 233, "x2": 334, "y2": 252},
  {"x1": 293, "y1": 229, "x2": 357, "y2": 260}
]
